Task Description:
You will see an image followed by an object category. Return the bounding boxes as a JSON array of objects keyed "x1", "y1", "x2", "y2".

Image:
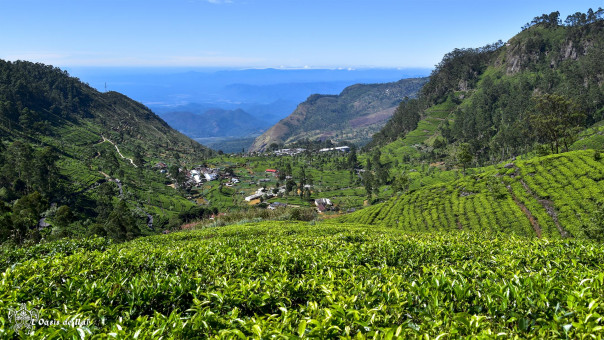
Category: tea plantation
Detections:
[
  {"x1": 338, "y1": 150, "x2": 604, "y2": 240},
  {"x1": 1, "y1": 222, "x2": 603, "y2": 338}
]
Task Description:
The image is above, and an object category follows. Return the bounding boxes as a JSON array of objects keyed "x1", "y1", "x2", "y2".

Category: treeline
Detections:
[
  {"x1": 0, "y1": 140, "x2": 144, "y2": 244},
  {"x1": 368, "y1": 40, "x2": 504, "y2": 149},
  {"x1": 0, "y1": 60, "x2": 219, "y2": 245},
  {"x1": 522, "y1": 8, "x2": 604, "y2": 30},
  {"x1": 0, "y1": 60, "x2": 214, "y2": 161}
]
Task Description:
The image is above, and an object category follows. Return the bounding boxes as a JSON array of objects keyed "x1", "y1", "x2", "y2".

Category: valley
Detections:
[{"x1": 1, "y1": 6, "x2": 604, "y2": 338}]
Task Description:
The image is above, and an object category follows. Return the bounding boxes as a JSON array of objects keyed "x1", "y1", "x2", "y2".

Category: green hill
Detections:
[
  {"x1": 0, "y1": 60, "x2": 214, "y2": 243},
  {"x1": 249, "y1": 78, "x2": 427, "y2": 152},
  {"x1": 369, "y1": 13, "x2": 604, "y2": 166}
]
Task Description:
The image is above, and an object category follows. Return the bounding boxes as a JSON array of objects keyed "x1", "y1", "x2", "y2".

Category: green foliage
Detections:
[
  {"x1": 455, "y1": 142, "x2": 474, "y2": 175},
  {"x1": 581, "y1": 201, "x2": 604, "y2": 242},
  {"x1": 527, "y1": 93, "x2": 585, "y2": 153},
  {"x1": 392, "y1": 172, "x2": 410, "y2": 194},
  {"x1": 0, "y1": 60, "x2": 215, "y2": 244},
  {"x1": 104, "y1": 200, "x2": 141, "y2": 241},
  {"x1": 2, "y1": 223, "x2": 604, "y2": 337},
  {"x1": 370, "y1": 11, "x2": 604, "y2": 166}
]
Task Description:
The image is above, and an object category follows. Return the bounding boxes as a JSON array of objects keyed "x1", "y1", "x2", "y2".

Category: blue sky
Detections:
[{"x1": 0, "y1": 0, "x2": 601, "y2": 69}]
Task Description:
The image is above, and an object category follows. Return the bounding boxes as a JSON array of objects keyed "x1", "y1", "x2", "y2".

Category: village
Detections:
[{"x1": 153, "y1": 161, "x2": 337, "y2": 213}]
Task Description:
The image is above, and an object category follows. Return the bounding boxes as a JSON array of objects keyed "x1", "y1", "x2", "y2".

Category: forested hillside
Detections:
[
  {"x1": 0, "y1": 60, "x2": 213, "y2": 244},
  {"x1": 369, "y1": 9, "x2": 604, "y2": 166}
]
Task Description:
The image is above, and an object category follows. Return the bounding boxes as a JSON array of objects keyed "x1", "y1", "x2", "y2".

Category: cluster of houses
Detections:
[
  {"x1": 155, "y1": 162, "x2": 338, "y2": 213},
  {"x1": 273, "y1": 148, "x2": 306, "y2": 156},
  {"x1": 154, "y1": 162, "x2": 239, "y2": 187},
  {"x1": 314, "y1": 198, "x2": 333, "y2": 212},
  {"x1": 189, "y1": 168, "x2": 219, "y2": 184},
  {"x1": 271, "y1": 146, "x2": 350, "y2": 156},
  {"x1": 244, "y1": 187, "x2": 287, "y2": 202}
]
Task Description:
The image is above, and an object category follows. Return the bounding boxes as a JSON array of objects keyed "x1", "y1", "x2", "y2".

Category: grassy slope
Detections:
[
  {"x1": 1, "y1": 221, "x2": 603, "y2": 338},
  {"x1": 379, "y1": 99, "x2": 458, "y2": 166}
]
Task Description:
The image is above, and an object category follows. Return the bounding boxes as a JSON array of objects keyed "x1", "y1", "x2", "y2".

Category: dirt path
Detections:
[
  {"x1": 506, "y1": 185, "x2": 542, "y2": 238},
  {"x1": 519, "y1": 178, "x2": 569, "y2": 238},
  {"x1": 101, "y1": 136, "x2": 138, "y2": 168}
]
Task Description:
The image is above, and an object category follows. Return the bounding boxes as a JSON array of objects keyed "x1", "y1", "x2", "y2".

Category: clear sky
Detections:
[{"x1": 0, "y1": 0, "x2": 601, "y2": 69}]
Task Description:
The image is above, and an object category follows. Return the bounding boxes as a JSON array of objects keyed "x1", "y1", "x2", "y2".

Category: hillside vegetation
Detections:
[
  {"x1": 2, "y1": 222, "x2": 604, "y2": 338},
  {"x1": 370, "y1": 11, "x2": 604, "y2": 167},
  {"x1": 338, "y1": 150, "x2": 604, "y2": 241},
  {"x1": 0, "y1": 60, "x2": 213, "y2": 244},
  {"x1": 250, "y1": 78, "x2": 427, "y2": 152}
]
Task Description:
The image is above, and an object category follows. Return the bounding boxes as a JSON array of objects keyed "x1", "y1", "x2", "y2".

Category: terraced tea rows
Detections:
[
  {"x1": 340, "y1": 150, "x2": 604, "y2": 239},
  {"x1": 1, "y1": 222, "x2": 603, "y2": 338}
]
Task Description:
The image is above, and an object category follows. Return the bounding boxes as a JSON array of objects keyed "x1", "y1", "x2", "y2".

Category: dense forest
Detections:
[{"x1": 369, "y1": 9, "x2": 604, "y2": 165}]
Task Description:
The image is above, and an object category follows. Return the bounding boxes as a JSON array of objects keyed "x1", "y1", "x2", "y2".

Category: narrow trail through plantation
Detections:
[{"x1": 101, "y1": 136, "x2": 138, "y2": 168}]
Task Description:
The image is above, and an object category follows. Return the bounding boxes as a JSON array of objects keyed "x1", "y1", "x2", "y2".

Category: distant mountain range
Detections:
[
  {"x1": 159, "y1": 108, "x2": 268, "y2": 138},
  {"x1": 67, "y1": 67, "x2": 431, "y2": 123},
  {"x1": 250, "y1": 77, "x2": 428, "y2": 152}
]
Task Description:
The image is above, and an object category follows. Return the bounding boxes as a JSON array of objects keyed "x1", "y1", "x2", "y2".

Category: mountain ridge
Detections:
[{"x1": 250, "y1": 77, "x2": 428, "y2": 152}]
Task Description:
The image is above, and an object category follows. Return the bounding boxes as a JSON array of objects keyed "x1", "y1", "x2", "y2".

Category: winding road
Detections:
[{"x1": 101, "y1": 136, "x2": 138, "y2": 168}]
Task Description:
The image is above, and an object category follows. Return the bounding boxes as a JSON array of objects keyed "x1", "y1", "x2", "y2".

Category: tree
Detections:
[
  {"x1": 303, "y1": 187, "x2": 311, "y2": 200},
  {"x1": 526, "y1": 94, "x2": 585, "y2": 154},
  {"x1": 35, "y1": 146, "x2": 60, "y2": 196},
  {"x1": 11, "y1": 191, "x2": 47, "y2": 243},
  {"x1": 104, "y1": 200, "x2": 140, "y2": 241},
  {"x1": 96, "y1": 182, "x2": 116, "y2": 220},
  {"x1": 363, "y1": 171, "x2": 375, "y2": 198},
  {"x1": 0, "y1": 201, "x2": 13, "y2": 243},
  {"x1": 132, "y1": 148, "x2": 145, "y2": 168},
  {"x1": 455, "y1": 143, "x2": 473, "y2": 175},
  {"x1": 393, "y1": 172, "x2": 410, "y2": 194},
  {"x1": 285, "y1": 179, "x2": 296, "y2": 195},
  {"x1": 169, "y1": 165, "x2": 180, "y2": 179},
  {"x1": 347, "y1": 146, "x2": 358, "y2": 169},
  {"x1": 54, "y1": 205, "x2": 75, "y2": 228}
]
